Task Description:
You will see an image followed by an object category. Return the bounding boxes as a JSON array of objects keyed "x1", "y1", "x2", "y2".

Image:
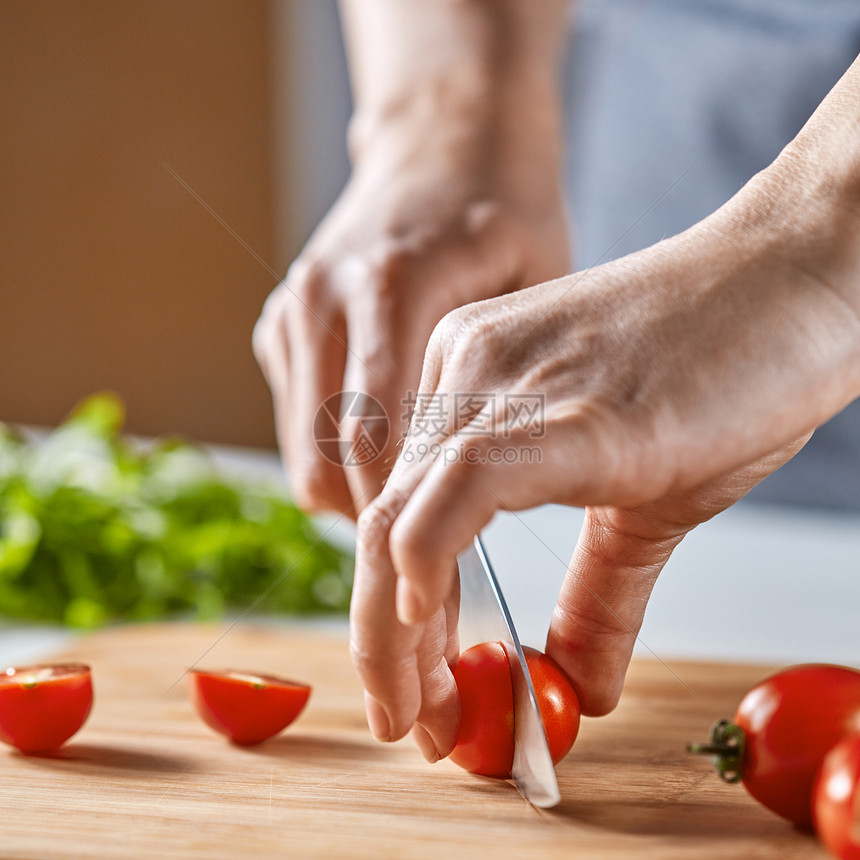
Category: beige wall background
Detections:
[{"x1": 0, "y1": 0, "x2": 351, "y2": 448}]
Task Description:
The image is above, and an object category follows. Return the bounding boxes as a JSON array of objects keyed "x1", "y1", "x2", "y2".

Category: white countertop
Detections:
[{"x1": 2, "y1": 443, "x2": 858, "y2": 668}]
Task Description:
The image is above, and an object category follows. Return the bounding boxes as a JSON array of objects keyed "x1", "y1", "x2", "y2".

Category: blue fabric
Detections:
[{"x1": 562, "y1": 0, "x2": 860, "y2": 510}]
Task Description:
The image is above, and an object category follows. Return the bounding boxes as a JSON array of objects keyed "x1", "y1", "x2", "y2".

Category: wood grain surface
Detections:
[{"x1": 0, "y1": 622, "x2": 827, "y2": 859}]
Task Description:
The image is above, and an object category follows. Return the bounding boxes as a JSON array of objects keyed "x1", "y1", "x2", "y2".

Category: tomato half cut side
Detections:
[
  {"x1": 0, "y1": 664, "x2": 93, "y2": 754},
  {"x1": 187, "y1": 669, "x2": 312, "y2": 745},
  {"x1": 814, "y1": 733, "x2": 860, "y2": 860}
]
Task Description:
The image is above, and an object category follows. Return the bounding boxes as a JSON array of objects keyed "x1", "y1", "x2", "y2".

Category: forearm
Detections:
[
  {"x1": 338, "y1": 0, "x2": 570, "y2": 200},
  {"x1": 783, "y1": 54, "x2": 860, "y2": 218}
]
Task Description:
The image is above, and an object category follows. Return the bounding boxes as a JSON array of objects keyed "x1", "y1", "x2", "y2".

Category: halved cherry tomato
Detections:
[
  {"x1": 187, "y1": 669, "x2": 311, "y2": 745},
  {"x1": 449, "y1": 642, "x2": 580, "y2": 778},
  {"x1": 690, "y1": 664, "x2": 860, "y2": 827},
  {"x1": 814, "y1": 733, "x2": 860, "y2": 860},
  {"x1": 0, "y1": 664, "x2": 93, "y2": 754}
]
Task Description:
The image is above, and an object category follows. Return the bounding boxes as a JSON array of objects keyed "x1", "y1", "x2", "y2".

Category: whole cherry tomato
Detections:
[
  {"x1": 0, "y1": 664, "x2": 93, "y2": 754},
  {"x1": 188, "y1": 669, "x2": 311, "y2": 745},
  {"x1": 448, "y1": 642, "x2": 580, "y2": 778},
  {"x1": 690, "y1": 664, "x2": 860, "y2": 827},
  {"x1": 813, "y1": 733, "x2": 860, "y2": 860}
]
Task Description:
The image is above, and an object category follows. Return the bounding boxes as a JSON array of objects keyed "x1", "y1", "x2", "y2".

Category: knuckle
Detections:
[
  {"x1": 427, "y1": 310, "x2": 464, "y2": 363},
  {"x1": 286, "y1": 256, "x2": 328, "y2": 295},
  {"x1": 356, "y1": 486, "x2": 412, "y2": 559},
  {"x1": 254, "y1": 285, "x2": 285, "y2": 347},
  {"x1": 277, "y1": 257, "x2": 339, "y2": 320},
  {"x1": 551, "y1": 596, "x2": 634, "y2": 643},
  {"x1": 251, "y1": 313, "x2": 275, "y2": 364},
  {"x1": 347, "y1": 638, "x2": 412, "y2": 693},
  {"x1": 430, "y1": 306, "x2": 497, "y2": 373},
  {"x1": 367, "y1": 243, "x2": 413, "y2": 291},
  {"x1": 347, "y1": 639, "x2": 378, "y2": 681},
  {"x1": 356, "y1": 498, "x2": 397, "y2": 558},
  {"x1": 333, "y1": 242, "x2": 416, "y2": 303},
  {"x1": 388, "y1": 515, "x2": 424, "y2": 569},
  {"x1": 429, "y1": 306, "x2": 467, "y2": 346}
]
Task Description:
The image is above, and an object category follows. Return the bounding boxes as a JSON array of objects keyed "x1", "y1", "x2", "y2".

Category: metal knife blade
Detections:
[{"x1": 456, "y1": 535, "x2": 561, "y2": 808}]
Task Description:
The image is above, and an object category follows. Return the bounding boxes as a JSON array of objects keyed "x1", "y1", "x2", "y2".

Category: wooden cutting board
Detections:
[{"x1": 0, "y1": 622, "x2": 827, "y2": 859}]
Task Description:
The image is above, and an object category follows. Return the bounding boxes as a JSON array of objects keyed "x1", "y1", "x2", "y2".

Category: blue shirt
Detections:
[{"x1": 563, "y1": 0, "x2": 860, "y2": 510}]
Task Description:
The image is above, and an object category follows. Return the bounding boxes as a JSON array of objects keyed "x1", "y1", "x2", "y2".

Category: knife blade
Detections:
[{"x1": 456, "y1": 535, "x2": 561, "y2": 808}]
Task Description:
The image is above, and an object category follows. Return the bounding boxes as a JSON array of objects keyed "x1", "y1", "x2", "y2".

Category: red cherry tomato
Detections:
[
  {"x1": 449, "y1": 642, "x2": 513, "y2": 777},
  {"x1": 449, "y1": 642, "x2": 580, "y2": 778},
  {"x1": 0, "y1": 664, "x2": 93, "y2": 754},
  {"x1": 188, "y1": 669, "x2": 311, "y2": 745},
  {"x1": 691, "y1": 664, "x2": 860, "y2": 827},
  {"x1": 814, "y1": 733, "x2": 860, "y2": 860}
]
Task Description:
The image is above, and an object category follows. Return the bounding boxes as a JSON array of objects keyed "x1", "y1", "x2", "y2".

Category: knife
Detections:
[{"x1": 456, "y1": 535, "x2": 561, "y2": 808}]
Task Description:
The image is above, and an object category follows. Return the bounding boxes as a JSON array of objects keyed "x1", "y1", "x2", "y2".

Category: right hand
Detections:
[
  {"x1": 347, "y1": 151, "x2": 860, "y2": 756},
  {"x1": 253, "y1": 125, "x2": 570, "y2": 516}
]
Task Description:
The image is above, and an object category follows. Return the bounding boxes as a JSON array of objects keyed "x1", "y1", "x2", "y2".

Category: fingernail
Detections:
[
  {"x1": 364, "y1": 692, "x2": 392, "y2": 742},
  {"x1": 412, "y1": 724, "x2": 441, "y2": 764},
  {"x1": 396, "y1": 579, "x2": 424, "y2": 625}
]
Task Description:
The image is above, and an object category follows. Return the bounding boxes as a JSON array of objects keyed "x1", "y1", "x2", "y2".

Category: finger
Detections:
[
  {"x1": 350, "y1": 489, "x2": 427, "y2": 742},
  {"x1": 544, "y1": 435, "x2": 814, "y2": 717},
  {"x1": 411, "y1": 604, "x2": 461, "y2": 761},
  {"x1": 281, "y1": 282, "x2": 354, "y2": 514},
  {"x1": 545, "y1": 506, "x2": 687, "y2": 717},
  {"x1": 254, "y1": 278, "x2": 354, "y2": 513},
  {"x1": 350, "y1": 432, "x2": 466, "y2": 744},
  {"x1": 339, "y1": 343, "x2": 421, "y2": 514},
  {"x1": 337, "y1": 257, "x2": 458, "y2": 511},
  {"x1": 252, "y1": 292, "x2": 290, "y2": 404},
  {"x1": 410, "y1": 572, "x2": 462, "y2": 761},
  {"x1": 443, "y1": 570, "x2": 461, "y2": 670},
  {"x1": 389, "y1": 425, "x2": 592, "y2": 625}
]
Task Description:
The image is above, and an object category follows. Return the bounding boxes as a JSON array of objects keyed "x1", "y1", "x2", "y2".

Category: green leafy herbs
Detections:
[{"x1": 0, "y1": 394, "x2": 353, "y2": 628}]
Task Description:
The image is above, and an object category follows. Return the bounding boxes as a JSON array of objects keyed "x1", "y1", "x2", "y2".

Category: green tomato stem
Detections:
[{"x1": 687, "y1": 719, "x2": 746, "y2": 783}]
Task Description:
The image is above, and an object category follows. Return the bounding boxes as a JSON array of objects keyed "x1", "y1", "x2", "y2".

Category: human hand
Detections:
[
  {"x1": 253, "y1": 123, "x2": 568, "y2": 516},
  {"x1": 349, "y1": 159, "x2": 860, "y2": 759}
]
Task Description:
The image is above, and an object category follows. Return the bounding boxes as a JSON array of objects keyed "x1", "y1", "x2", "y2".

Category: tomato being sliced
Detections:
[
  {"x1": 0, "y1": 664, "x2": 93, "y2": 754},
  {"x1": 814, "y1": 733, "x2": 860, "y2": 860},
  {"x1": 448, "y1": 642, "x2": 580, "y2": 778},
  {"x1": 690, "y1": 664, "x2": 860, "y2": 827},
  {"x1": 188, "y1": 669, "x2": 311, "y2": 745}
]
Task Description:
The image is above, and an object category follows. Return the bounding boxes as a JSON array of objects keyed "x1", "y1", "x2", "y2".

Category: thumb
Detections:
[{"x1": 545, "y1": 506, "x2": 688, "y2": 717}]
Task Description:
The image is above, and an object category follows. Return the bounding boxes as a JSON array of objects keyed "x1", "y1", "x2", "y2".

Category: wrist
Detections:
[
  {"x1": 339, "y1": 0, "x2": 569, "y2": 212},
  {"x1": 760, "y1": 56, "x2": 860, "y2": 313},
  {"x1": 348, "y1": 73, "x2": 564, "y2": 211},
  {"x1": 753, "y1": 152, "x2": 860, "y2": 316},
  {"x1": 708, "y1": 154, "x2": 860, "y2": 415}
]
